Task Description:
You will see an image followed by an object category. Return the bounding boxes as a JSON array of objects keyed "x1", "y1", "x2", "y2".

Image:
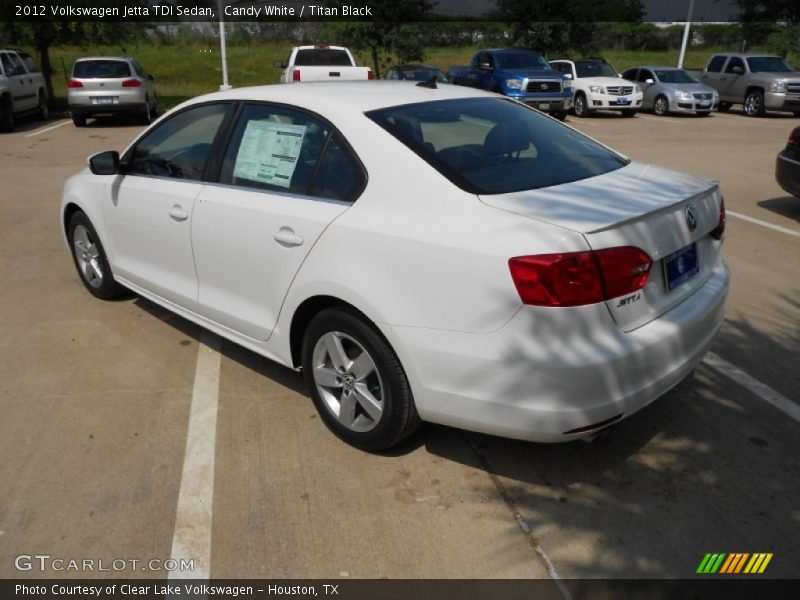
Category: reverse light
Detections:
[
  {"x1": 292, "y1": 69, "x2": 301, "y2": 82},
  {"x1": 121, "y1": 79, "x2": 141, "y2": 87},
  {"x1": 711, "y1": 198, "x2": 726, "y2": 240},
  {"x1": 508, "y1": 247, "x2": 652, "y2": 307},
  {"x1": 67, "y1": 79, "x2": 83, "y2": 88}
]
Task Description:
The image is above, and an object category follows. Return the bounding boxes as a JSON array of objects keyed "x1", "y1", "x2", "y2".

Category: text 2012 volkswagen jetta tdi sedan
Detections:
[{"x1": 61, "y1": 82, "x2": 729, "y2": 450}]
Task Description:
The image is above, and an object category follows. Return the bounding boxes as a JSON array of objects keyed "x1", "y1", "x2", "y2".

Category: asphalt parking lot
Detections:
[{"x1": 1, "y1": 106, "x2": 799, "y2": 586}]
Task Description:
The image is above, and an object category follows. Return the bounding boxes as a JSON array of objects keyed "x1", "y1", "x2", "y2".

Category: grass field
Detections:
[{"x1": 25, "y1": 42, "x2": 799, "y2": 110}]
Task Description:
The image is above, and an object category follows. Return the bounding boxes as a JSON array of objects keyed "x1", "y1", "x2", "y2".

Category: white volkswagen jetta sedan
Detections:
[{"x1": 61, "y1": 82, "x2": 729, "y2": 450}]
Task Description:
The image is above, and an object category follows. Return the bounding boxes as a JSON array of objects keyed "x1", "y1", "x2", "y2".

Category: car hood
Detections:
[
  {"x1": 478, "y1": 161, "x2": 715, "y2": 234},
  {"x1": 577, "y1": 76, "x2": 630, "y2": 86},
  {"x1": 664, "y1": 82, "x2": 716, "y2": 93}
]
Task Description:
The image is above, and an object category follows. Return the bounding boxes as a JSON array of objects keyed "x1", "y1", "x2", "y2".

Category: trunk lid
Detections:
[{"x1": 480, "y1": 162, "x2": 724, "y2": 331}]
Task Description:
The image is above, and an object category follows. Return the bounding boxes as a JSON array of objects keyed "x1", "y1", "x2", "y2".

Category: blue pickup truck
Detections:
[{"x1": 448, "y1": 49, "x2": 573, "y2": 120}]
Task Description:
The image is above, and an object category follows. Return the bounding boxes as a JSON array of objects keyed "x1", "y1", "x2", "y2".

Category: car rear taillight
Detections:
[
  {"x1": 292, "y1": 69, "x2": 301, "y2": 82},
  {"x1": 711, "y1": 198, "x2": 726, "y2": 240},
  {"x1": 368, "y1": 70, "x2": 375, "y2": 80},
  {"x1": 67, "y1": 79, "x2": 83, "y2": 88},
  {"x1": 789, "y1": 126, "x2": 800, "y2": 145},
  {"x1": 508, "y1": 247, "x2": 652, "y2": 307},
  {"x1": 121, "y1": 79, "x2": 141, "y2": 87}
]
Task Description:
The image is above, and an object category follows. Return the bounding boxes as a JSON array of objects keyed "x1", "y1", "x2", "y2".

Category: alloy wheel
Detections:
[
  {"x1": 654, "y1": 96, "x2": 668, "y2": 116},
  {"x1": 744, "y1": 92, "x2": 763, "y2": 117},
  {"x1": 72, "y1": 224, "x2": 104, "y2": 289}
]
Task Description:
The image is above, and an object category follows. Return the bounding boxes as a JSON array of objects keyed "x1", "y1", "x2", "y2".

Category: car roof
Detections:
[
  {"x1": 74, "y1": 56, "x2": 133, "y2": 62},
  {"x1": 393, "y1": 64, "x2": 440, "y2": 70},
  {"x1": 634, "y1": 66, "x2": 685, "y2": 70},
  {"x1": 184, "y1": 81, "x2": 493, "y2": 114},
  {"x1": 711, "y1": 53, "x2": 780, "y2": 59}
]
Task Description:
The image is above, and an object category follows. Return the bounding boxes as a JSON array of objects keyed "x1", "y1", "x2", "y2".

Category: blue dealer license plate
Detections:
[
  {"x1": 615, "y1": 98, "x2": 631, "y2": 105},
  {"x1": 663, "y1": 243, "x2": 699, "y2": 292}
]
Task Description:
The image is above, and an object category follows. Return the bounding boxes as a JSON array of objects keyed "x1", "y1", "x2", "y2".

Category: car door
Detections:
[
  {"x1": 105, "y1": 102, "x2": 232, "y2": 307},
  {"x1": 722, "y1": 56, "x2": 748, "y2": 102},
  {"x1": 2, "y1": 52, "x2": 35, "y2": 111},
  {"x1": 191, "y1": 103, "x2": 365, "y2": 340},
  {"x1": 17, "y1": 52, "x2": 44, "y2": 103},
  {"x1": 637, "y1": 68, "x2": 656, "y2": 108},
  {"x1": 701, "y1": 55, "x2": 727, "y2": 92}
]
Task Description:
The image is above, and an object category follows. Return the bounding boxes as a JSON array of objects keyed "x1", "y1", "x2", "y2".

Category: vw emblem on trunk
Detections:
[{"x1": 685, "y1": 204, "x2": 699, "y2": 232}]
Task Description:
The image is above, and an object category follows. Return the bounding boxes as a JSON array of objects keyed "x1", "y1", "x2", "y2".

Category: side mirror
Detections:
[
  {"x1": 645, "y1": 78, "x2": 654, "y2": 85},
  {"x1": 88, "y1": 151, "x2": 120, "y2": 176},
  {"x1": 479, "y1": 62, "x2": 492, "y2": 71},
  {"x1": 273, "y1": 60, "x2": 287, "y2": 69},
  {"x1": 146, "y1": 74, "x2": 155, "y2": 82},
  {"x1": 731, "y1": 65, "x2": 744, "y2": 75}
]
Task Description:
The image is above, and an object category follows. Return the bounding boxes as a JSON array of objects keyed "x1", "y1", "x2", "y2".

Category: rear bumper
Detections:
[
  {"x1": 68, "y1": 89, "x2": 147, "y2": 114},
  {"x1": 384, "y1": 260, "x2": 730, "y2": 443},
  {"x1": 776, "y1": 152, "x2": 800, "y2": 198}
]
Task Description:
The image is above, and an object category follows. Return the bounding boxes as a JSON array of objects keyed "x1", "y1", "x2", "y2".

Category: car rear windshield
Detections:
[
  {"x1": 575, "y1": 61, "x2": 618, "y2": 78},
  {"x1": 366, "y1": 98, "x2": 629, "y2": 195},
  {"x1": 294, "y1": 49, "x2": 352, "y2": 66},
  {"x1": 495, "y1": 52, "x2": 550, "y2": 70},
  {"x1": 398, "y1": 67, "x2": 448, "y2": 83},
  {"x1": 73, "y1": 60, "x2": 131, "y2": 78},
  {"x1": 746, "y1": 56, "x2": 795, "y2": 73},
  {"x1": 654, "y1": 69, "x2": 698, "y2": 83}
]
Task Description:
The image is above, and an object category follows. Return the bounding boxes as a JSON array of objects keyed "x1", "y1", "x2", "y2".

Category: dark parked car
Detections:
[
  {"x1": 776, "y1": 125, "x2": 800, "y2": 198},
  {"x1": 384, "y1": 64, "x2": 449, "y2": 83}
]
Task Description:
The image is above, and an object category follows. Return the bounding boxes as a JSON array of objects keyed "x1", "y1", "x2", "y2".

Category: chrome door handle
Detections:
[
  {"x1": 273, "y1": 227, "x2": 304, "y2": 247},
  {"x1": 168, "y1": 205, "x2": 189, "y2": 221}
]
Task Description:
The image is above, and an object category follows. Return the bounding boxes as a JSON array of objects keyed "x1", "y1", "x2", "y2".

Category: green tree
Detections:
[
  {"x1": 493, "y1": 0, "x2": 643, "y2": 56},
  {"x1": 328, "y1": 0, "x2": 433, "y2": 78}
]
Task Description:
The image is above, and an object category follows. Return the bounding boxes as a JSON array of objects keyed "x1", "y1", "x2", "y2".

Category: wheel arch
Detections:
[{"x1": 744, "y1": 85, "x2": 764, "y2": 100}]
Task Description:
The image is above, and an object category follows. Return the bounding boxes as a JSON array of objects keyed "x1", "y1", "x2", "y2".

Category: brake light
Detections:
[
  {"x1": 314, "y1": 43, "x2": 330, "y2": 49},
  {"x1": 121, "y1": 78, "x2": 141, "y2": 87},
  {"x1": 711, "y1": 198, "x2": 726, "y2": 240},
  {"x1": 292, "y1": 69, "x2": 301, "y2": 82},
  {"x1": 508, "y1": 247, "x2": 652, "y2": 307},
  {"x1": 67, "y1": 79, "x2": 83, "y2": 88},
  {"x1": 789, "y1": 126, "x2": 800, "y2": 144},
  {"x1": 367, "y1": 70, "x2": 375, "y2": 80}
]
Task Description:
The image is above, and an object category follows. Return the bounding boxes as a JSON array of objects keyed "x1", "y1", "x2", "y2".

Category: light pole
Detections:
[
  {"x1": 677, "y1": 0, "x2": 695, "y2": 69},
  {"x1": 218, "y1": 0, "x2": 232, "y2": 90}
]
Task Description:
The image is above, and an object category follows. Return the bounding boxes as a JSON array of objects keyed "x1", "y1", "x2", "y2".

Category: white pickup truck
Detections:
[{"x1": 274, "y1": 45, "x2": 374, "y2": 83}]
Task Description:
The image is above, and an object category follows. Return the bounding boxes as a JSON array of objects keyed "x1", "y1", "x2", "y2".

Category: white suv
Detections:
[
  {"x1": 550, "y1": 59, "x2": 643, "y2": 118},
  {"x1": 0, "y1": 49, "x2": 49, "y2": 132}
]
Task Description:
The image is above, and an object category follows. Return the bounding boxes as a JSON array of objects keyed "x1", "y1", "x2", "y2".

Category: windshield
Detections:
[
  {"x1": 654, "y1": 69, "x2": 698, "y2": 83},
  {"x1": 397, "y1": 66, "x2": 449, "y2": 83},
  {"x1": 575, "y1": 61, "x2": 618, "y2": 78},
  {"x1": 366, "y1": 98, "x2": 629, "y2": 195},
  {"x1": 496, "y1": 52, "x2": 550, "y2": 70},
  {"x1": 295, "y1": 49, "x2": 351, "y2": 67},
  {"x1": 746, "y1": 56, "x2": 795, "y2": 73},
  {"x1": 73, "y1": 60, "x2": 131, "y2": 78}
]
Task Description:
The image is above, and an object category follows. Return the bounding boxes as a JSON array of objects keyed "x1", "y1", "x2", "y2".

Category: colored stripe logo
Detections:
[{"x1": 697, "y1": 553, "x2": 773, "y2": 574}]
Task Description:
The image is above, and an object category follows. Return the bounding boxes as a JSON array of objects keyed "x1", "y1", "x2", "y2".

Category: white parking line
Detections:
[
  {"x1": 169, "y1": 331, "x2": 222, "y2": 580},
  {"x1": 637, "y1": 114, "x2": 685, "y2": 125},
  {"x1": 24, "y1": 119, "x2": 69, "y2": 138},
  {"x1": 703, "y1": 352, "x2": 800, "y2": 423},
  {"x1": 727, "y1": 210, "x2": 800, "y2": 238}
]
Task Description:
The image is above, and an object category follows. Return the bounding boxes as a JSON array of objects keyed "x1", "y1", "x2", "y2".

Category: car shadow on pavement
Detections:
[{"x1": 758, "y1": 196, "x2": 800, "y2": 223}]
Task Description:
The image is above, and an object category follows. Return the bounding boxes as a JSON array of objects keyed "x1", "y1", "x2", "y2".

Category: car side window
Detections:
[
  {"x1": 622, "y1": 69, "x2": 637, "y2": 81},
  {"x1": 310, "y1": 133, "x2": 366, "y2": 202},
  {"x1": 18, "y1": 52, "x2": 39, "y2": 73},
  {"x1": 637, "y1": 69, "x2": 652, "y2": 82},
  {"x1": 386, "y1": 68, "x2": 397, "y2": 80},
  {"x1": 220, "y1": 104, "x2": 331, "y2": 195},
  {"x1": 127, "y1": 103, "x2": 230, "y2": 181},
  {"x1": 5, "y1": 52, "x2": 25, "y2": 76},
  {"x1": 725, "y1": 57, "x2": 744, "y2": 73},
  {"x1": 706, "y1": 56, "x2": 726, "y2": 73}
]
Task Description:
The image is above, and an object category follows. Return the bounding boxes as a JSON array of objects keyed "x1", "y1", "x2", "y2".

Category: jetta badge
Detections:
[{"x1": 685, "y1": 204, "x2": 699, "y2": 232}]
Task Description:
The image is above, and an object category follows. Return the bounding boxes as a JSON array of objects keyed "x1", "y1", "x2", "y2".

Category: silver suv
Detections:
[
  {"x1": 68, "y1": 57, "x2": 158, "y2": 127},
  {"x1": 0, "y1": 49, "x2": 49, "y2": 132},
  {"x1": 700, "y1": 53, "x2": 800, "y2": 117}
]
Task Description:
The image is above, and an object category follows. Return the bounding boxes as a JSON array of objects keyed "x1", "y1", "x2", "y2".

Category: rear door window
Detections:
[
  {"x1": 706, "y1": 56, "x2": 726, "y2": 73},
  {"x1": 18, "y1": 52, "x2": 39, "y2": 73}
]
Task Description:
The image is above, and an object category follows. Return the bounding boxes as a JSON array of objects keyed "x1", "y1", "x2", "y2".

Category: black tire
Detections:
[
  {"x1": 0, "y1": 96, "x2": 15, "y2": 132},
  {"x1": 37, "y1": 91, "x2": 49, "y2": 121},
  {"x1": 717, "y1": 102, "x2": 731, "y2": 112},
  {"x1": 621, "y1": 109, "x2": 637, "y2": 118},
  {"x1": 794, "y1": 111, "x2": 800, "y2": 118},
  {"x1": 552, "y1": 111, "x2": 568, "y2": 121},
  {"x1": 141, "y1": 100, "x2": 153, "y2": 125},
  {"x1": 743, "y1": 90, "x2": 765, "y2": 117},
  {"x1": 301, "y1": 308, "x2": 420, "y2": 451},
  {"x1": 573, "y1": 93, "x2": 589, "y2": 117},
  {"x1": 72, "y1": 113, "x2": 87, "y2": 127},
  {"x1": 67, "y1": 211, "x2": 126, "y2": 300},
  {"x1": 653, "y1": 95, "x2": 669, "y2": 116},
  {"x1": 150, "y1": 92, "x2": 159, "y2": 119}
]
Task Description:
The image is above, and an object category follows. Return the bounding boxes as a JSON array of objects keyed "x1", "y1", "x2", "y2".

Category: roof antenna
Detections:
[{"x1": 416, "y1": 75, "x2": 438, "y2": 89}]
